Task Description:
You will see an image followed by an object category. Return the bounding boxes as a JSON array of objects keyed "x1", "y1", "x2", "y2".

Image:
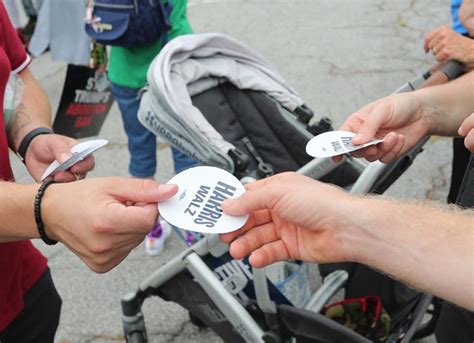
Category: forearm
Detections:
[
  {"x1": 0, "y1": 181, "x2": 41, "y2": 242},
  {"x1": 414, "y1": 71, "x2": 474, "y2": 136},
  {"x1": 346, "y1": 197, "x2": 474, "y2": 310},
  {"x1": 7, "y1": 68, "x2": 52, "y2": 151}
]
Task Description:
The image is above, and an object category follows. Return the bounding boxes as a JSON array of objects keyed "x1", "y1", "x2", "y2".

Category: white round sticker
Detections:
[
  {"x1": 158, "y1": 166, "x2": 249, "y2": 234},
  {"x1": 306, "y1": 131, "x2": 382, "y2": 158}
]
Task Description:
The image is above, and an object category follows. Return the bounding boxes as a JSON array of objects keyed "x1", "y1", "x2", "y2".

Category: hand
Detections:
[
  {"x1": 335, "y1": 93, "x2": 432, "y2": 163},
  {"x1": 459, "y1": 113, "x2": 474, "y2": 152},
  {"x1": 459, "y1": 0, "x2": 474, "y2": 37},
  {"x1": 219, "y1": 173, "x2": 358, "y2": 268},
  {"x1": 424, "y1": 26, "x2": 474, "y2": 65},
  {"x1": 42, "y1": 178, "x2": 178, "y2": 273},
  {"x1": 25, "y1": 134, "x2": 95, "y2": 182}
]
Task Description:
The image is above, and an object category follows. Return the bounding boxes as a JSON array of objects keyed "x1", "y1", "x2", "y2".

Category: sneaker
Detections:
[{"x1": 145, "y1": 218, "x2": 172, "y2": 256}]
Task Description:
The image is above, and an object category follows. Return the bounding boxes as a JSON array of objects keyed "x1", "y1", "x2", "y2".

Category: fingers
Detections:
[
  {"x1": 459, "y1": 113, "x2": 474, "y2": 136},
  {"x1": 351, "y1": 103, "x2": 389, "y2": 145},
  {"x1": 110, "y1": 179, "x2": 178, "y2": 203},
  {"x1": 248, "y1": 241, "x2": 291, "y2": 268},
  {"x1": 49, "y1": 135, "x2": 76, "y2": 162},
  {"x1": 349, "y1": 132, "x2": 404, "y2": 163},
  {"x1": 424, "y1": 28, "x2": 440, "y2": 53},
  {"x1": 221, "y1": 178, "x2": 280, "y2": 217},
  {"x1": 220, "y1": 209, "x2": 271, "y2": 243},
  {"x1": 459, "y1": 114, "x2": 474, "y2": 152},
  {"x1": 228, "y1": 222, "x2": 279, "y2": 260},
  {"x1": 85, "y1": 240, "x2": 142, "y2": 273},
  {"x1": 70, "y1": 155, "x2": 95, "y2": 174},
  {"x1": 426, "y1": 27, "x2": 446, "y2": 52},
  {"x1": 105, "y1": 202, "x2": 159, "y2": 235},
  {"x1": 380, "y1": 134, "x2": 405, "y2": 163},
  {"x1": 464, "y1": 129, "x2": 474, "y2": 152}
]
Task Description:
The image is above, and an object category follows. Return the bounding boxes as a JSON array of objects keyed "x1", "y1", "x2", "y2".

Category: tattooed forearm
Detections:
[
  {"x1": 6, "y1": 69, "x2": 52, "y2": 151},
  {"x1": 8, "y1": 103, "x2": 33, "y2": 151}
]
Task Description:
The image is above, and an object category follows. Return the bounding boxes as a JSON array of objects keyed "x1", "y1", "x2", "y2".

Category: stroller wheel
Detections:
[
  {"x1": 412, "y1": 298, "x2": 442, "y2": 339},
  {"x1": 189, "y1": 312, "x2": 207, "y2": 328},
  {"x1": 127, "y1": 331, "x2": 146, "y2": 343}
]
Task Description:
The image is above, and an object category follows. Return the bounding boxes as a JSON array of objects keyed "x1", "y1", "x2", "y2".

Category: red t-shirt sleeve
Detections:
[{"x1": 0, "y1": 3, "x2": 30, "y2": 73}]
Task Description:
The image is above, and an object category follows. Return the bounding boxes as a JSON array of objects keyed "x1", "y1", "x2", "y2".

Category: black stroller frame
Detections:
[{"x1": 121, "y1": 59, "x2": 464, "y2": 342}]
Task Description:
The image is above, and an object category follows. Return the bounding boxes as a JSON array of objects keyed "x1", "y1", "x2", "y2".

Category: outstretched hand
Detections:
[
  {"x1": 220, "y1": 173, "x2": 358, "y2": 268},
  {"x1": 42, "y1": 178, "x2": 177, "y2": 273},
  {"x1": 334, "y1": 93, "x2": 432, "y2": 163}
]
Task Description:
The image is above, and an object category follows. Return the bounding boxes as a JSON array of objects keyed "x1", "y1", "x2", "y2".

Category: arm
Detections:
[
  {"x1": 7, "y1": 67, "x2": 94, "y2": 182},
  {"x1": 220, "y1": 173, "x2": 474, "y2": 310},
  {"x1": 337, "y1": 71, "x2": 474, "y2": 163},
  {"x1": 7, "y1": 68, "x2": 51, "y2": 151},
  {"x1": 0, "y1": 178, "x2": 178, "y2": 273},
  {"x1": 347, "y1": 197, "x2": 474, "y2": 311},
  {"x1": 414, "y1": 70, "x2": 474, "y2": 136}
]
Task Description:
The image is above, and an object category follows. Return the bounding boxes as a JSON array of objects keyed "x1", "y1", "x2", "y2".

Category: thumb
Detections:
[
  {"x1": 352, "y1": 103, "x2": 388, "y2": 145},
  {"x1": 222, "y1": 181, "x2": 277, "y2": 216},
  {"x1": 47, "y1": 135, "x2": 75, "y2": 163},
  {"x1": 110, "y1": 178, "x2": 178, "y2": 203}
]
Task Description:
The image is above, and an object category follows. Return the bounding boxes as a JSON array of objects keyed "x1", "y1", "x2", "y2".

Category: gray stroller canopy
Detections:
[{"x1": 138, "y1": 33, "x2": 305, "y2": 172}]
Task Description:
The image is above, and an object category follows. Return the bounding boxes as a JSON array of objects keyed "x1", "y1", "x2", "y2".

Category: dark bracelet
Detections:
[
  {"x1": 17, "y1": 127, "x2": 54, "y2": 162},
  {"x1": 34, "y1": 179, "x2": 58, "y2": 245}
]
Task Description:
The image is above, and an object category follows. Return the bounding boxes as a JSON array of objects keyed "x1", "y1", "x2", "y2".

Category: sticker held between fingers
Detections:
[
  {"x1": 158, "y1": 166, "x2": 248, "y2": 234},
  {"x1": 41, "y1": 139, "x2": 108, "y2": 181},
  {"x1": 306, "y1": 131, "x2": 383, "y2": 158}
]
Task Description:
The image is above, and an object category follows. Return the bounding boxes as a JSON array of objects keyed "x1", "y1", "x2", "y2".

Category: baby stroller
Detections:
[{"x1": 121, "y1": 33, "x2": 457, "y2": 342}]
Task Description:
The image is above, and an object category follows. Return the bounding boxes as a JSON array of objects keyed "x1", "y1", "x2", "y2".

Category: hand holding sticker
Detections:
[
  {"x1": 41, "y1": 139, "x2": 108, "y2": 180},
  {"x1": 158, "y1": 166, "x2": 248, "y2": 234},
  {"x1": 305, "y1": 131, "x2": 382, "y2": 158}
]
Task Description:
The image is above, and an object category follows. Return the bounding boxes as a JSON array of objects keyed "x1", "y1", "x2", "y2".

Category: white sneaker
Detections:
[{"x1": 145, "y1": 218, "x2": 172, "y2": 256}]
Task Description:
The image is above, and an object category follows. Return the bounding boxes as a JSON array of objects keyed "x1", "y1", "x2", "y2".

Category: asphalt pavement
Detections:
[{"x1": 10, "y1": 0, "x2": 451, "y2": 342}]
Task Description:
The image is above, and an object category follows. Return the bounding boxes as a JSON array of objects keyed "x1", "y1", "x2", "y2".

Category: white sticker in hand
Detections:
[
  {"x1": 306, "y1": 131, "x2": 382, "y2": 158},
  {"x1": 158, "y1": 166, "x2": 248, "y2": 234},
  {"x1": 40, "y1": 139, "x2": 108, "y2": 181}
]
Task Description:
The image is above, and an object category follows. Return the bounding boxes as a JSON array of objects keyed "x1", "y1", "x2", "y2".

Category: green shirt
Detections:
[{"x1": 108, "y1": 0, "x2": 192, "y2": 89}]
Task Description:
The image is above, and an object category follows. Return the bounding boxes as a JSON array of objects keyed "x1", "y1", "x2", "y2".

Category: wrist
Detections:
[
  {"x1": 339, "y1": 196, "x2": 404, "y2": 265},
  {"x1": 39, "y1": 182, "x2": 62, "y2": 243},
  {"x1": 16, "y1": 127, "x2": 54, "y2": 162},
  {"x1": 411, "y1": 90, "x2": 444, "y2": 136},
  {"x1": 0, "y1": 182, "x2": 42, "y2": 241},
  {"x1": 334, "y1": 195, "x2": 380, "y2": 263}
]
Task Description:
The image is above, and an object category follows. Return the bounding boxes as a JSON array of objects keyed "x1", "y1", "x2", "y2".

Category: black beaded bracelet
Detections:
[
  {"x1": 17, "y1": 127, "x2": 54, "y2": 162},
  {"x1": 34, "y1": 179, "x2": 58, "y2": 245}
]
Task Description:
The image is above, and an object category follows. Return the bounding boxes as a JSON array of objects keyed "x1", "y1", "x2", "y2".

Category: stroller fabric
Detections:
[{"x1": 138, "y1": 32, "x2": 307, "y2": 172}]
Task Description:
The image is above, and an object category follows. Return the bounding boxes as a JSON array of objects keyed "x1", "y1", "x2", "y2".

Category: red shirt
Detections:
[{"x1": 0, "y1": 5, "x2": 47, "y2": 331}]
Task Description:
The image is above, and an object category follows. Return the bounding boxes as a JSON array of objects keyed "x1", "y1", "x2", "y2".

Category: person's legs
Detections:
[
  {"x1": 0, "y1": 267, "x2": 62, "y2": 343},
  {"x1": 110, "y1": 82, "x2": 157, "y2": 178},
  {"x1": 171, "y1": 147, "x2": 199, "y2": 173}
]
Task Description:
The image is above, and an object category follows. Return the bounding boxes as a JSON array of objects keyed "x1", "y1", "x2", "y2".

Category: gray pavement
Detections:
[{"x1": 10, "y1": 0, "x2": 452, "y2": 342}]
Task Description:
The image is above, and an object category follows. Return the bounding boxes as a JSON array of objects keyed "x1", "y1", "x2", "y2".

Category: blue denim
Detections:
[{"x1": 110, "y1": 82, "x2": 198, "y2": 177}]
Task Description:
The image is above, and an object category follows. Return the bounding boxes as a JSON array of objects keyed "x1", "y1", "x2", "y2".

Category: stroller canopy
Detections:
[{"x1": 139, "y1": 33, "x2": 306, "y2": 172}]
